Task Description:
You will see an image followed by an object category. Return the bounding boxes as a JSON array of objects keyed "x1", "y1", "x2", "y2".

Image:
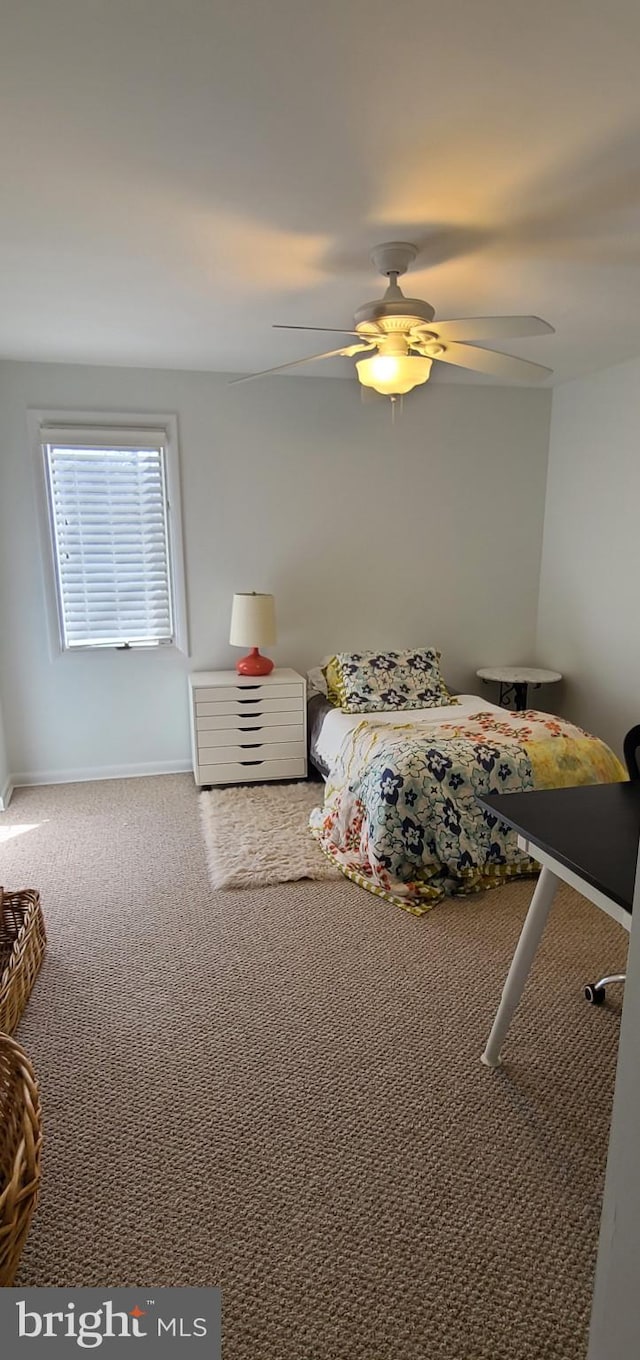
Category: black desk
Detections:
[{"x1": 477, "y1": 781, "x2": 640, "y2": 1068}]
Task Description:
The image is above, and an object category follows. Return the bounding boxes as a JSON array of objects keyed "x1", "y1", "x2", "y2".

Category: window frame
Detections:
[{"x1": 30, "y1": 411, "x2": 189, "y2": 659}]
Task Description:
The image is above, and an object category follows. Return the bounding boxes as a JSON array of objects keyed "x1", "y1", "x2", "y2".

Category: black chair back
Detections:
[{"x1": 623, "y1": 725, "x2": 640, "y2": 781}]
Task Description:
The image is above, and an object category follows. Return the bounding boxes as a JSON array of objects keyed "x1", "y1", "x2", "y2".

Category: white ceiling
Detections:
[{"x1": 2, "y1": 0, "x2": 640, "y2": 384}]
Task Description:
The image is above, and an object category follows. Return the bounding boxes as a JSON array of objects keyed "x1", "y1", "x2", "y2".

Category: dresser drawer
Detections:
[
  {"x1": 198, "y1": 740, "x2": 306, "y2": 764},
  {"x1": 196, "y1": 696, "x2": 303, "y2": 717},
  {"x1": 198, "y1": 756, "x2": 307, "y2": 784},
  {"x1": 197, "y1": 723, "x2": 303, "y2": 749},
  {"x1": 196, "y1": 708, "x2": 304, "y2": 732},
  {"x1": 194, "y1": 682, "x2": 303, "y2": 703}
]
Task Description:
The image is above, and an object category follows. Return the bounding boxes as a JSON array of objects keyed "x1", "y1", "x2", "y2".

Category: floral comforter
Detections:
[{"x1": 309, "y1": 709, "x2": 625, "y2": 916}]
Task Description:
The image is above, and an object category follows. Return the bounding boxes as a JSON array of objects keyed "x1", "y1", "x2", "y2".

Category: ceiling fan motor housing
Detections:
[{"x1": 354, "y1": 298, "x2": 437, "y2": 332}]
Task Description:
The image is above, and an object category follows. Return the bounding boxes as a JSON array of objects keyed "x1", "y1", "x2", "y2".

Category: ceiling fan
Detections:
[{"x1": 230, "y1": 241, "x2": 554, "y2": 399}]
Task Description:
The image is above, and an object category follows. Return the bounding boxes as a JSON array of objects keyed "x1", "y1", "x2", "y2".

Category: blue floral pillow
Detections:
[{"x1": 326, "y1": 649, "x2": 457, "y2": 714}]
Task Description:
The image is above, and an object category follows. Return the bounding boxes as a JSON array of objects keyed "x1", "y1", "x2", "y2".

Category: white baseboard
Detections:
[
  {"x1": 10, "y1": 758, "x2": 192, "y2": 790},
  {"x1": 0, "y1": 777, "x2": 14, "y2": 810}
]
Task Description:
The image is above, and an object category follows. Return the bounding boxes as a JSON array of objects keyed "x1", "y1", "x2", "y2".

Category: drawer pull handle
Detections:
[
  {"x1": 240, "y1": 743, "x2": 262, "y2": 749},
  {"x1": 236, "y1": 684, "x2": 261, "y2": 691},
  {"x1": 240, "y1": 760, "x2": 264, "y2": 766},
  {"x1": 239, "y1": 726, "x2": 262, "y2": 732},
  {"x1": 238, "y1": 698, "x2": 261, "y2": 705}
]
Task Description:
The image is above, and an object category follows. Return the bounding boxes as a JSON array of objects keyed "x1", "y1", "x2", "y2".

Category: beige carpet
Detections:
[
  {"x1": 0, "y1": 776, "x2": 627, "y2": 1360},
  {"x1": 199, "y1": 780, "x2": 340, "y2": 888}
]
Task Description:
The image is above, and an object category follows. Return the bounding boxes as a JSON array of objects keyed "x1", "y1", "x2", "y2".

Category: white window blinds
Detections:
[{"x1": 42, "y1": 429, "x2": 175, "y2": 650}]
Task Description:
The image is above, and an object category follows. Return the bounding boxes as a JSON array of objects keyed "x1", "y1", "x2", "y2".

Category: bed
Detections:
[{"x1": 306, "y1": 658, "x2": 625, "y2": 917}]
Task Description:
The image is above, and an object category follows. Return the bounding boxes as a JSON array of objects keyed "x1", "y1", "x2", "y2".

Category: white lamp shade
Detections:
[
  {"x1": 229, "y1": 593, "x2": 277, "y2": 648},
  {"x1": 356, "y1": 353, "x2": 433, "y2": 396}
]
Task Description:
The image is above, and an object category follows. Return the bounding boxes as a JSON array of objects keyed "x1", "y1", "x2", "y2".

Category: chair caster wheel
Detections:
[{"x1": 584, "y1": 983, "x2": 605, "y2": 1005}]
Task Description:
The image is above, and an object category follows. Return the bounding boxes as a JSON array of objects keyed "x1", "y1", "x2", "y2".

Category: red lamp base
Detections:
[{"x1": 236, "y1": 647, "x2": 274, "y2": 676}]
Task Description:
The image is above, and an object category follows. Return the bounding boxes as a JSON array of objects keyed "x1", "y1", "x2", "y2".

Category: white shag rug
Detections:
[{"x1": 199, "y1": 781, "x2": 340, "y2": 890}]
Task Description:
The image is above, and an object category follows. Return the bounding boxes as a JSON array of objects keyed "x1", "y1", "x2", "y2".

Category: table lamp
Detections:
[{"x1": 229, "y1": 592, "x2": 276, "y2": 676}]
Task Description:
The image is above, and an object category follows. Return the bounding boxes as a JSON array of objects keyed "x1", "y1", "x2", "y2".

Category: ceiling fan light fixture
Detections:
[{"x1": 356, "y1": 353, "x2": 433, "y2": 397}]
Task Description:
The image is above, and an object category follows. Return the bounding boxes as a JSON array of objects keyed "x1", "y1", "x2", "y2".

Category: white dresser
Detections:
[{"x1": 189, "y1": 668, "x2": 307, "y2": 786}]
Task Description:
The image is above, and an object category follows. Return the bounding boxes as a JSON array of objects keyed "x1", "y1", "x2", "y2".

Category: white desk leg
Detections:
[{"x1": 481, "y1": 866, "x2": 560, "y2": 1069}]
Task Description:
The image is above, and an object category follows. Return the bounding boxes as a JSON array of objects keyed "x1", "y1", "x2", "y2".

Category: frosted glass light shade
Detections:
[
  {"x1": 229, "y1": 592, "x2": 277, "y2": 647},
  {"x1": 356, "y1": 354, "x2": 433, "y2": 396}
]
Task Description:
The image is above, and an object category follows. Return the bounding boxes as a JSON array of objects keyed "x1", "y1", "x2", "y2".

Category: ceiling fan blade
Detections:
[
  {"x1": 229, "y1": 344, "x2": 370, "y2": 386},
  {"x1": 435, "y1": 343, "x2": 552, "y2": 383},
  {"x1": 432, "y1": 316, "x2": 555, "y2": 343},
  {"x1": 273, "y1": 324, "x2": 365, "y2": 336}
]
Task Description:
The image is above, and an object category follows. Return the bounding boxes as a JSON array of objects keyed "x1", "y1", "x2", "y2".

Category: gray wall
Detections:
[
  {"x1": 0, "y1": 359, "x2": 551, "y2": 783},
  {"x1": 0, "y1": 696, "x2": 9, "y2": 807},
  {"x1": 536, "y1": 355, "x2": 640, "y2": 755},
  {"x1": 588, "y1": 841, "x2": 640, "y2": 1358},
  {"x1": 538, "y1": 353, "x2": 640, "y2": 1355}
]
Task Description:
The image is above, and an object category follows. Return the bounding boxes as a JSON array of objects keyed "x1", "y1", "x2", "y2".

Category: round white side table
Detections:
[{"x1": 476, "y1": 666, "x2": 562, "y2": 712}]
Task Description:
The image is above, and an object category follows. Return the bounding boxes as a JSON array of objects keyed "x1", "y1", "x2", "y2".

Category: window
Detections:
[{"x1": 37, "y1": 419, "x2": 187, "y2": 653}]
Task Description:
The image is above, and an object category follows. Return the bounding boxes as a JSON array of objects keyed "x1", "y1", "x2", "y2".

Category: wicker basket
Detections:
[
  {"x1": 0, "y1": 1032, "x2": 42, "y2": 1284},
  {"x1": 0, "y1": 889, "x2": 46, "y2": 1035}
]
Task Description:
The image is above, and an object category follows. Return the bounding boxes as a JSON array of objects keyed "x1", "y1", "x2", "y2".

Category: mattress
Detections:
[{"x1": 309, "y1": 692, "x2": 507, "y2": 777}]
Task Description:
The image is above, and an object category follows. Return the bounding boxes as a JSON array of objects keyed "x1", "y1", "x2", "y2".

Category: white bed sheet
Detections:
[{"x1": 314, "y1": 694, "x2": 507, "y2": 775}]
